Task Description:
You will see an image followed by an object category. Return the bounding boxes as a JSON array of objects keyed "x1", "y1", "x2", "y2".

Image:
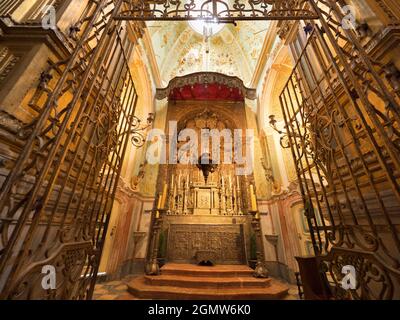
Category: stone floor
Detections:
[
  {"x1": 93, "y1": 276, "x2": 137, "y2": 300},
  {"x1": 93, "y1": 275, "x2": 300, "y2": 300}
]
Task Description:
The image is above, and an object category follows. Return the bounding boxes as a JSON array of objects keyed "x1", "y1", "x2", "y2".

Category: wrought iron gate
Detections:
[
  {"x1": 0, "y1": 0, "x2": 322, "y2": 300},
  {"x1": 0, "y1": 0, "x2": 139, "y2": 299},
  {"x1": 277, "y1": 0, "x2": 400, "y2": 299},
  {"x1": 1, "y1": 0, "x2": 399, "y2": 300}
]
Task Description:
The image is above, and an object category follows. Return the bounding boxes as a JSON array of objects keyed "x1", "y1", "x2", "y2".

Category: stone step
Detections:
[
  {"x1": 144, "y1": 274, "x2": 271, "y2": 289},
  {"x1": 160, "y1": 263, "x2": 254, "y2": 277},
  {"x1": 127, "y1": 277, "x2": 289, "y2": 300}
]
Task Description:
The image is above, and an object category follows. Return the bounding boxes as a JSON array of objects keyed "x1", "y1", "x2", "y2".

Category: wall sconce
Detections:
[
  {"x1": 269, "y1": 114, "x2": 293, "y2": 149},
  {"x1": 269, "y1": 115, "x2": 283, "y2": 134},
  {"x1": 129, "y1": 113, "x2": 154, "y2": 147}
]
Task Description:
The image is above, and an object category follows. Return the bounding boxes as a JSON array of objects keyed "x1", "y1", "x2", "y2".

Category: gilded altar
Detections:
[
  {"x1": 162, "y1": 164, "x2": 251, "y2": 263},
  {"x1": 156, "y1": 100, "x2": 254, "y2": 264}
]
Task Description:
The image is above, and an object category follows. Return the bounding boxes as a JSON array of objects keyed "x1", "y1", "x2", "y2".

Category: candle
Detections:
[
  {"x1": 156, "y1": 195, "x2": 162, "y2": 218},
  {"x1": 157, "y1": 194, "x2": 162, "y2": 209},
  {"x1": 249, "y1": 184, "x2": 258, "y2": 211},
  {"x1": 160, "y1": 183, "x2": 168, "y2": 208}
]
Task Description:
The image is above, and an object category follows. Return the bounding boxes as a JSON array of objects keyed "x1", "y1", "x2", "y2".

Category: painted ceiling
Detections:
[{"x1": 146, "y1": 19, "x2": 270, "y2": 86}]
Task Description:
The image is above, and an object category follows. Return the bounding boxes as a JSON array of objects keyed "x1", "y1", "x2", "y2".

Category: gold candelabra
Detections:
[
  {"x1": 145, "y1": 185, "x2": 168, "y2": 275},
  {"x1": 248, "y1": 184, "x2": 269, "y2": 278}
]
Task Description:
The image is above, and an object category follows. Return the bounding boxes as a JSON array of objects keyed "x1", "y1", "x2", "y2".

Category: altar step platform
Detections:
[{"x1": 127, "y1": 263, "x2": 289, "y2": 300}]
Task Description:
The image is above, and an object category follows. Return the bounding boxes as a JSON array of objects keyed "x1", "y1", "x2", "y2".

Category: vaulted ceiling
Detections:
[{"x1": 146, "y1": 20, "x2": 271, "y2": 86}]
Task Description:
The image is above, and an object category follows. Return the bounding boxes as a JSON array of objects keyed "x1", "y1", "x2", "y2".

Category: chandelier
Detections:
[{"x1": 188, "y1": 0, "x2": 225, "y2": 37}]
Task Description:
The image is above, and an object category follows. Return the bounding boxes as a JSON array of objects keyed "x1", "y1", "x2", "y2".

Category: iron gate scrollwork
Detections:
[
  {"x1": 318, "y1": 247, "x2": 400, "y2": 300},
  {"x1": 115, "y1": 0, "x2": 318, "y2": 21},
  {"x1": 0, "y1": 0, "x2": 139, "y2": 299},
  {"x1": 276, "y1": 0, "x2": 400, "y2": 299}
]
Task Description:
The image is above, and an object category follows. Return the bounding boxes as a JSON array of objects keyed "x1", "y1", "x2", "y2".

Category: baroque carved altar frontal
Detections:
[{"x1": 167, "y1": 224, "x2": 246, "y2": 265}]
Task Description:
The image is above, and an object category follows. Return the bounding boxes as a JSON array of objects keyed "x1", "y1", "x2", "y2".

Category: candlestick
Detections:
[
  {"x1": 156, "y1": 195, "x2": 162, "y2": 219},
  {"x1": 146, "y1": 209, "x2": 163, "y2": 275},
  {"x1": 250, "y1": 184, "x2": 258, "y2": 211}
]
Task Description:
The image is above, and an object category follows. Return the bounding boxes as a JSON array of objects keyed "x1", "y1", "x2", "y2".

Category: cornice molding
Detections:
[
  {"x1": 0, "y1": 16, "x2": 73, "y2": 59},
  {"x1": 265, "y1": 181, "x2": 302, "y2": 203},
  {"x1": 115, "y1": 176, "x2": 157, "y2": 205},
  {"x1": 364, "y1": 25, "x2": 400, "y2": 59}
]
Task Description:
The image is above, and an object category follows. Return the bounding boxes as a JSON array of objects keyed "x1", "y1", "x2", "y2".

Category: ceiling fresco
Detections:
[{"x1": 146, "y1": 19, "x2": 270, "y2": 86}]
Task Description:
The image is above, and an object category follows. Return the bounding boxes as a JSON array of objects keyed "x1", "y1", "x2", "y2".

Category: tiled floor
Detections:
[
  {"x1": 93, "y1": 276, "x2": 137, "y2": 300},
  {"x1": 282, "y1": 281, "x2": 301, "y2": 300},
  {"x1": 93, "y1": 276, "x2": 300, "y2": 300}
]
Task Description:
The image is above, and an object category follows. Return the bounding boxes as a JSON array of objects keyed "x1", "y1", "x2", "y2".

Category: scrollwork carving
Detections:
[
  {"x1": 318, "y1": 248, "x2": 400, "y2": 300},
  {"x1": 117, "y1": 0, "x2": 317, "y2": 21}
]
